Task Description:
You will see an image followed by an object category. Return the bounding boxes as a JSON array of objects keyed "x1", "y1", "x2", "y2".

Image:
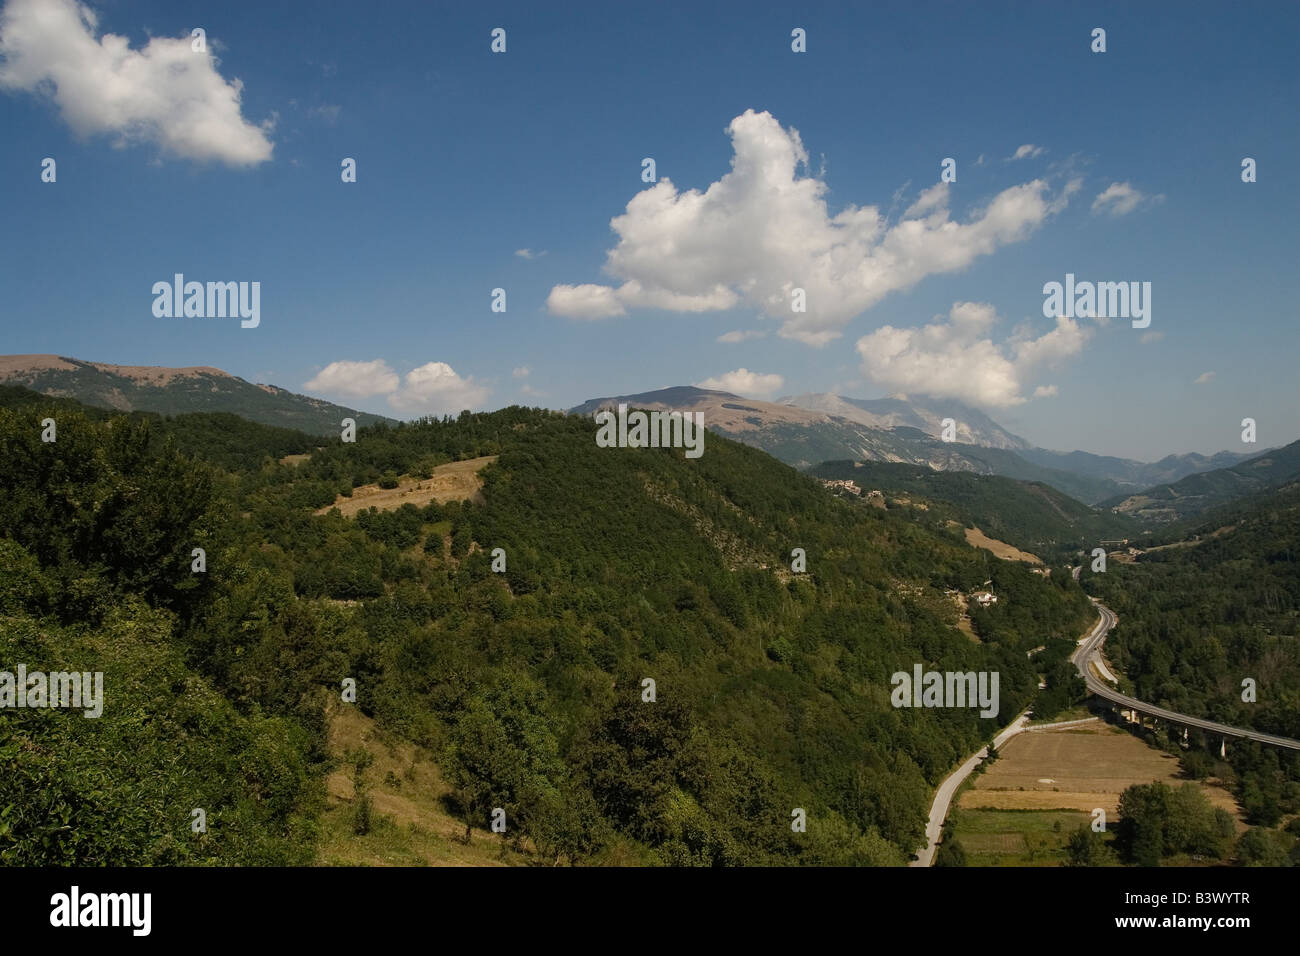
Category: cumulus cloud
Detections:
[
  {"x1": 1194, "y1": 371, "x2": 1215, "y2": 385},
  {"x1": 1140, "y1": 330, "x2": 1164, "y2": 345},
  {"x1": 388, "y1": 362, "x2": 491, "y2": 415},
  {"x1": 855, "y1": 301, "x2": 1089, "y2": 408},
  {"x1": 1009, "y1": 144, "x2": 1045, "y2": 160},
  {"x1": 547, "y1": 109, "x2": 1075, "y2": 345},
  {"x1": 1091, "y1": 182, "x2": 1164, "y2": 217},
  {"x1": 695, "y1": 368, "x2": 785, "y2": 399},
  {"x1": 304, "y1": 360, "x2": 399, "y2": 398},
  {"x1": 0, "y1": 0, "x2": 273, "y2": 166},
  {"x1": 512, "y1": 366, "x2": 530, "y2": 379},
  {"x1": 545, "y1": 282, "x2": 626, "y2": 319},
  {"x1": 717, "y1": 329, "x2": 766, "y2": 343},
  {"x1": 515, "y1": 248, "x2": 547, "y2": 259},
  {"x1": 306, "y1": 359, "x2": 489, "y2": 416},
  {"x1": 1033, "y1": 385, "x2": 1059, "y2": 398}
]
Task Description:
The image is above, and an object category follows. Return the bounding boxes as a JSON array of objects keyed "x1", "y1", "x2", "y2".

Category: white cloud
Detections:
[
  {"x1": 519, "y1": 383, "x2": 547, "y2": 398},
  {"x1": 307, "y1": 359, "x2": 490, "y2": 415},
  {"x1": 304, "y1": 360, "x2": 398, "y2": 398},
  {"x1": 388, "y1": 362, "x2": 490, "y2": 415},
  {"x1": 0, "y1": 0, "x2": 273, "y2": 166},
  {"x1": 1091, "y1": 181, "x2": 1164, "y2": 217},
  {"x1": 1009, "y1": 144, "x2": 1045, "y2": 160},
  {"x1": 545, "y1": 282, "x2": 626, "y2": 319},
  {"x1": 548, "y1": 109, "x2": 1074, "y2": 345},
  {"x1": 1140, "y1": 330, "x2": 1164, "y2": 344},
  {"x1": 1194, "y1": 371, "x2": 1215, "y2": 385},
  {"x1": 512, "y1": 366, "x2": 530, "y2": 379},
  {"x1": 717, "y1": 329, "x2": 766, "y2": 343},
  {"x1": 695, "y1": 368, "x2": 785, "y2": 399},
  {"x1": 1033, "y1": 385, "x2": 1059, "y2": 398},
  {"x1": 515, "y1": 248, "x2": 547, "y2": 260},
  {"x1": 855, "y1": 301, "x2": 1089, "y2": 408}
]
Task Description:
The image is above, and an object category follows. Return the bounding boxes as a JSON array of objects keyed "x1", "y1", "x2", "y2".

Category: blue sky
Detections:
[{"x1": 1, "y1": 0, "x2": 1296, "y2": 459}]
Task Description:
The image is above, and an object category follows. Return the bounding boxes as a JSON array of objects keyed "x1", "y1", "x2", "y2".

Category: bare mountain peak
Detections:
[
  {"x1": 569, "y1": 385, "x2": 832, "y2": 432},
  {"x1": 778, "y1": 392, "x2": 1030, "y2": 450},
  {"x1": 0, "y1": 354, "x2": 235, "y2": 386}
]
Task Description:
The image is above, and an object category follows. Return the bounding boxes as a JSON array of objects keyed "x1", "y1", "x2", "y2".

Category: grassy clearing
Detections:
[
  {"x1": 964, "y1": 526, "x2": 1043, "y2": 564},
  {"x1": 315, "y1": 696, "x2": 525, "y2": 867},
  {"x1": 949, "y1": 808, "x2": 1097, "y2": 866},
  {"x1": 317, "y1": 455, "x2": 497, "y2": 517}
]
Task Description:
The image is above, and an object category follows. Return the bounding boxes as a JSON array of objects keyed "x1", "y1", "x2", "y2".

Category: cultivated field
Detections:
[
  {"x1": 316, "y1": 455, "x2": 498, "y2": 517},
  {"x1": 949, "y1": 721, "x2": 1244, "y2": 865},
  {"x1": 958, "y1": 721, "x2": 1241, "y2": 818},
  {"x1": 948, "y1": 809, "x2": 1090, "y2": 865}
]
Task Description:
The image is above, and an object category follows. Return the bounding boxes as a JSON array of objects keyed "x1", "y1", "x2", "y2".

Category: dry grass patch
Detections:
[
  {"x1": 317, "y1": 455, "x2": 498, "y2": 517},
  {"x1": 964, "y1": 527, "x2": 1042, "y2": 564},
  {"x1": 316, "y1": 696, "x2": 521, "y2": 866}
]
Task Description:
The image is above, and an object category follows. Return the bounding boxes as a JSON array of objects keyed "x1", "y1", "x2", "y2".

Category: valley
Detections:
[{"x1": 2, "y1": 368, "x2": 1299, "y2": 868}]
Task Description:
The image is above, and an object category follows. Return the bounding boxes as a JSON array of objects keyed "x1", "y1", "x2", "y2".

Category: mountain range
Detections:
[
  {"x1": 571, "y1": 386, "x2": 1263, "y2": 505},
  {"x1": 0, "y1": 354, "x2": 393, "y2": 436},
  {"x1": 1, "y1": 355, "x2": 1282, "y2": 513},
  {"x1": 1102, "y1": 438, "x2": 1300, "y2": 523}
]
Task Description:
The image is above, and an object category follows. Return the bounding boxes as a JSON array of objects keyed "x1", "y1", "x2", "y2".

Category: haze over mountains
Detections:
[
  {"x1": 1103, "y1": 439, "x2": 1300, "y2": 523},
  {"x1": 570, "y1": 385, "x2": 1265, "y2": 505}
]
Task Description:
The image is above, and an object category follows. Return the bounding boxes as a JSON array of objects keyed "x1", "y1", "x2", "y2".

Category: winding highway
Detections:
[
  {"x1": 1072, "y1": 598, "x2": 1300, "y2": 752},
  {"x1": 914, "y1": 588, "x2": 1300, "y2": 866}
]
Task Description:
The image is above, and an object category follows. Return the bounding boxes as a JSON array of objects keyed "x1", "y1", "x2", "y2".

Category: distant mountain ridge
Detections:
[
  {"x1": 1102, "y1": 438, "x2": 1300, "y2": 522},
  {"x1": 778, "y1": 392, "x2": 1031, "y2": 451},
  {"x1": 570, "y1": 386, "x2": 1261, "y2": 505},
  {"x1": 0, "y1": 354, "x2": 395, "y2": 436}
]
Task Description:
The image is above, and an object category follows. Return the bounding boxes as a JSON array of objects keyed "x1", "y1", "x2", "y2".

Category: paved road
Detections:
[
  {"x1": 1072, "y1": 599, "x2": 1300, "y2": 752},
  {"x1": 914, "y1": 591, "x2": 1300, "y2": 867},
  {"x1": 910, "y1": 709, "x2": 1031, "y2": 867}
]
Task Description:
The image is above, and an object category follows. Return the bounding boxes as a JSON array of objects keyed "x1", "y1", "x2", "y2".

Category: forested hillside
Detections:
[
  {"x1": 1087, "y1": 482, "x2": 1300, "y2": 826},
  {"x1": 0, "y1": 395, "x2": 1093, "y2": 865},
  {"x1": 1102, "y1": 439, "x2": 1300, "y2": 523},
  {"x1": 811, "y1": 460, "x2": 1138, "y2": 562}
]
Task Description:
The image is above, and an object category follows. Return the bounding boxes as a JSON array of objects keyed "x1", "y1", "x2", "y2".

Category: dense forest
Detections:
[{"x1": 0, "y1": 393, "x2": 1095, "y2": 865}]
